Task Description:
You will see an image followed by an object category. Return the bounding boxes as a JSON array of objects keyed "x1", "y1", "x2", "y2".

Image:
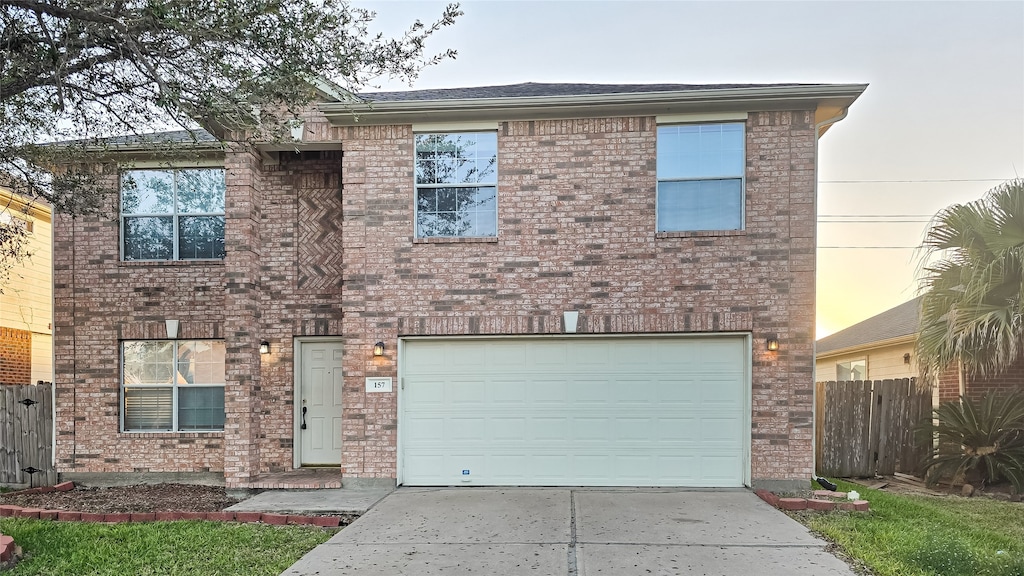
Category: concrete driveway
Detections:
[{"x1": 282, "y1": 488, "x2": 857, "y2": 575}]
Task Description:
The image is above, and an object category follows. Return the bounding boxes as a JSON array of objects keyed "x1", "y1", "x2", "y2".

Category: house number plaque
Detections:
[{"x1": 365, "y1": 377, "x2": 393, "y2": 393}]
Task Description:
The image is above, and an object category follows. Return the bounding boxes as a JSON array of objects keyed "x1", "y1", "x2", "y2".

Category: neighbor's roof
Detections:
[
  {"x1": 327, "y1": 81, "x2": 867, "y2": 130},
  {"x1": 816, "y1": 297, "x2": 922, "y2": 356}
]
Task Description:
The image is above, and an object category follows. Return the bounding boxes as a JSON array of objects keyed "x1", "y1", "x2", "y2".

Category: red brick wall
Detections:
[
  {"x1": 936, "y1": 359, "x2": 1024, "y2": 405},
  {"x1": 0, "y1": 327, "x2": 31, "y2": 384},
  {"x1": 52, "y1": 158, "x2": 227, "y2": 474},
  {"x1": 54, "y1": 109, "x2": 820, "y2": 487},
  {"x1": 965, "y1": 358, "x2": 1024, "y2": 402}
]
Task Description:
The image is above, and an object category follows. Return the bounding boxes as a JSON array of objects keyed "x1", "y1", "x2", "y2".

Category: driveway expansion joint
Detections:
[{"x1": 567, "y1": 489, "x2": 578, "y2": 576}]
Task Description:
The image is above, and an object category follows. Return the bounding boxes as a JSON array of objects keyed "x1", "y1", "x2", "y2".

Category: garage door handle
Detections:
[{"x1": 301, "y1": 406, "x2": 307, "y2": 430}]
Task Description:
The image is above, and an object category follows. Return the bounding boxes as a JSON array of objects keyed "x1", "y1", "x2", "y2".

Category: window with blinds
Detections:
[{"x1": 121, "y1": 340, "x2": 226, "y2": 432}]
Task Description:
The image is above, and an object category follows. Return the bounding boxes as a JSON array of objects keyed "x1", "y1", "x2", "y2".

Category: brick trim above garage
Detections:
[{"x1": 397, "y1": 311, "x2": 754, "y2": 336}]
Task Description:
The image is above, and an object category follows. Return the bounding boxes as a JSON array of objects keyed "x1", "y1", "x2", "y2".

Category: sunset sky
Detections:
[{"x1": 360, "y1": 0, "x2": 1024, "y2": 338}]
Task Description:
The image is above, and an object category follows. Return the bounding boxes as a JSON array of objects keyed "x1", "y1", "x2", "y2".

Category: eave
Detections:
[
  {"x1": 322, "y1": 84, "x2": 867, "y2": 137},
  {"x1": 816, "y1": 334, "x2": 917, "y2": 360}
]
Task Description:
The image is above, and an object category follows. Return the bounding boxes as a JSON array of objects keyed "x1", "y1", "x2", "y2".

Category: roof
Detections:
[
  {"x1": 326, "y1": 82, "x2": 868, "y2": 129},
  {"x1": 816, "y1": 297, "x2": 922, "y2": 356},
  {"x1": 360, "y1": 82, "x2": 815, "y2": 102}
]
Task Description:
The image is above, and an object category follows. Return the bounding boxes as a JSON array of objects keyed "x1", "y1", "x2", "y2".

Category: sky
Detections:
[{"x1": 358, "y1": 0, "x2": 1024, "y2": 338}]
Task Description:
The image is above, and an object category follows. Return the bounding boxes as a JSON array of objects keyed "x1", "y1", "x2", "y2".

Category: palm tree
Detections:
[{"x1": 916, "y1": 179, "x2": 1024, "y2": 381}]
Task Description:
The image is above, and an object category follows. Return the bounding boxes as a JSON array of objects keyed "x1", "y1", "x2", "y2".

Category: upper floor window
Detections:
[
  {"x1": 415, "y1": 132, "x2": 497, "y2": 238},
  {"x1": 121, "y1": 340, "x2": 226, "y2": 432},
  {"x1": 121, "y1": 168, "x2": 226, "y2": 260},
  {"x1": 656, "y1": 123, "x2": 745, "y2": 232}
]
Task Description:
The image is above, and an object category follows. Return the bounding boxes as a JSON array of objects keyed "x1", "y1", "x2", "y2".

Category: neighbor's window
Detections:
[
  {"x1": 121, "y1": 168, "x2": 226, "y2": 260},
  {"x1": 415, "y1": 132, "x2": 497, "y2": 238},
  {"x1": 836, "y1": 359, "x2": 867, "y2": 381},
  {"x1": 656, "y1": 123, "x2": 745, "y2": 232},
  {"x1": 122, "y1": 340, "x2": 226, "y2": 432}
]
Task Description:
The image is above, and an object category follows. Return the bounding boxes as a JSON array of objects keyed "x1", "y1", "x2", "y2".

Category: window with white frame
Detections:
[
  {"x1": 836, "y1": 359, "x2": 867, "y2": 381},
  {"x1": 415, "y1": 132, "x2": 497, "y2": 238},
  {"x1": 656, "y1": 123, "x2": 745, "y2": 232},
  {"x1": 121, "y1": 168, "x2": 226, "y2": 260},
  {"x1": 121, "y1": 340, "x2": 226, "y2": 432}
]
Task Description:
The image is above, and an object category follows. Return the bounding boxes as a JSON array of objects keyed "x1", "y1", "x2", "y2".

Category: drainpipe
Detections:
[{"x1": 810, "y1": 107, "x2": 850, "y2": 489}]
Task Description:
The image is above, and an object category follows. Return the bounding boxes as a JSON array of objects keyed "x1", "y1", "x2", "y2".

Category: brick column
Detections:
[{"x1": 222, "y1": 146, "x2": 263, "y2": 487}]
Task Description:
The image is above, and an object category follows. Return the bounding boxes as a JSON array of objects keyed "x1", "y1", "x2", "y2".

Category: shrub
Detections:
[{"x1": 919, "y1": 391, "x2": 1024, "y2": 491}]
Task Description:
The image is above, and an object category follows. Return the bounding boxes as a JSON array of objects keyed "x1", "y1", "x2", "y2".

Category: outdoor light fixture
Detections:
[
  {"x1": 904, "y1": 353, "x2": 911, "y2": 364},
  {"x1": 373, "y1": 341, "x2": 385, "y2": 357},
  {"x1": 766, "y1": 337, "x2": 780, "y2": 352},
  {"x1": 259, "y1": 341, "x2": 270, "y2": 355}
]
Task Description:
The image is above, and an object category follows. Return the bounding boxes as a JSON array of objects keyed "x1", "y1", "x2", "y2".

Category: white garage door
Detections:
[{"x1": 400, "y1": 336, "x2": 749, "y2": 487}]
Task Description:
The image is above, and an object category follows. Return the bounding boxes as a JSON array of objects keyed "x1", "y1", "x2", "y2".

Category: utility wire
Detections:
[{"x1": 819, "y1": 178, "x2": 1009, "y2": 184}]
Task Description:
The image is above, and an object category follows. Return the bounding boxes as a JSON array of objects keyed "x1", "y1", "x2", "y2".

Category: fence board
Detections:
[
  {"x1": 816, "y1": 378, "x2": 930, "y2": 478},
  {"x1": 0, "y1": 384, "x2": 56, "y2": 487}
]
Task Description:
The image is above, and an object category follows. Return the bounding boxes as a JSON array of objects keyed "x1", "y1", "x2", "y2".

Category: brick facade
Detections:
[
  {"x1": 0, "y1": 327, "x2": 31, "y2": 385},
  {"x1": 54, "y1": 104, "x2": 826, "y2": 488},
  {"x1": 937, "y1": 360, "x2": 1024, "y2": 405}
]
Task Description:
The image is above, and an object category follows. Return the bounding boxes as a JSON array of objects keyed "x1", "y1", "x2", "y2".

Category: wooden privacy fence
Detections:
[
  {"x1": 815, "y1": 378, "x2": 932, "y2": 478},
  {"x1": 0, "y1": 384, "x2": 56, "y2": 487}
]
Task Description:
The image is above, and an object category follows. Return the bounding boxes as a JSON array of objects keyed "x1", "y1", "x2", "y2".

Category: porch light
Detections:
[
  {"x1": 373, "y1": 341, "x2": 385, "y2": 357},
  {"x1": 259, "y1": 341, "x2": 270, "y2": 355},
  {"x1": 766, "y1": 337, "x2": 779, "y2": 352},
  {"x1": 904, "y1": 353, "x2": 911, "y2": 364}
]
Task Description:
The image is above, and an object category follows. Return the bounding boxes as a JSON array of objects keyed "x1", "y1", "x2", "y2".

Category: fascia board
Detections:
[
  {"x1": 816, "y1": 334, "x2": 916, "y2": 360},
  {"x1": 322, "y1": 84, "x2": 868, "y2": 126}
]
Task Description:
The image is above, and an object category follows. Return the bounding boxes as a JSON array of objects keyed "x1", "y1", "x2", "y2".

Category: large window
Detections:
[
  {"x1": 122, "y1": 340, "x2": 226, "y2": 432},
  {"x1": 121, "y1": 168, "x2": 226, "y2": 260},
  {"x1": 656, "y1": 123, "x2": 745, "y2": 232},
  {"x1": 415, "y1": 132, "x2": 497, "y2": 238}
]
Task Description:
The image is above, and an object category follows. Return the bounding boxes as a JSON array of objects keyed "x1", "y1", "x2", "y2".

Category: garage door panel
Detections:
[
  {"x1": 404, "y1": 379, "x2": 445, "y2": 404},
  {"x1": 401, "y1": 337, "x2": 748, "y2": 487},
  {"x1": 489, "y1": 379, "x2": 527, "y2": 403},
  {"x1": 531, "y1": 379, "x2": 570, "y2": 403}
]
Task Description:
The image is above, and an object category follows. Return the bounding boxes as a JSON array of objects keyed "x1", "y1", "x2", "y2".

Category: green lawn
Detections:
[
  {"x1": 791, "y1": 480, "x2": 1024, "y2": 576},
  {"x1": 0, "y1": 518, "x2": 334, "y2": 575}
]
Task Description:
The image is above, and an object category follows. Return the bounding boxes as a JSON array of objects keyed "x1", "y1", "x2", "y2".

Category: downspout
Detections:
[{"x1": 810, "y1": 107, "x2": 850, "y2": 490}]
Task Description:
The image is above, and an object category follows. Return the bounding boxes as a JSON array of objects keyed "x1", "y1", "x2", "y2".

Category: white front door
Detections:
[
  {"x1": 400, "y1": 336, "x2": 749, "y2": 487},
  {"x1": 298, "y1": 340, "x2": 344, "y2": 466}
]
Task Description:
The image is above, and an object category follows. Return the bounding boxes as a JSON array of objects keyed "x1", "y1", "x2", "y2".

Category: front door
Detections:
[{"x1": 298, "y1": 340, "x2": 344, "y2": 466}]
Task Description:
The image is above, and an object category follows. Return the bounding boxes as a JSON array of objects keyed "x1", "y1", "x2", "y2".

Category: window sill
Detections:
[
  {"x1": 656, "y1": 230, "x2": 746, "y2": 239},
  {"x1": 119, "y1": 431, "x2": 225, "y2": 438},
  {"x1": 413, "y1": 236, "x2": 499, "y2": 244},
  {"x1": 119, "y1": 259, "x2": 225, "y2": 267}
]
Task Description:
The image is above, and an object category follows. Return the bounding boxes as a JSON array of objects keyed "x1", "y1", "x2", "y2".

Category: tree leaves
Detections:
[
  {"x1": 917, "y1": 179, "x2": 1024, "y2": 379},
  {"x1": 0, "y1": 0, "x2": 461, "y2": 274}
]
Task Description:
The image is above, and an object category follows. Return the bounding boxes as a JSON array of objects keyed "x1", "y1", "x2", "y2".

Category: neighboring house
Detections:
[
  {"x1": 815, "y1": 297, "x2": 921, "y2": 383},
  {"x1": 52, "y1": 82, "x2": 866, "y2": 491},
  {"x1": 815, "y1": 296, "x2": 1022, "y2": 405},
  {"x1": 0, "y1": 187, "x2": 53, "y2": 385}
]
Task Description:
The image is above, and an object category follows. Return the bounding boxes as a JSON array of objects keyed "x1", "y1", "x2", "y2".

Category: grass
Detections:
[
  {"x1": 791, "y1": 480, "x2": 1024, "y2": 576},
  {"x1": 0, "y1": 518, "x2": 334, "y2": 575}
]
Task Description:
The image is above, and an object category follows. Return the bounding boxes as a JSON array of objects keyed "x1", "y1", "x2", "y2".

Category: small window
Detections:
[
  {"x1": 836, "y1": 359, "x2": 867, "y2": 381},
  {"x1": 415, "y1": 132, "x2": 497, "y2": 238},
  {"x1": 121, "y1": 168, "x2": 226, "y2": 260},
  {"x1": 122, "y1": 340, "x2": 226, "y2": 432},
  {"x1": 656, "y1": 123, "x2": 745, "y2": 232}
]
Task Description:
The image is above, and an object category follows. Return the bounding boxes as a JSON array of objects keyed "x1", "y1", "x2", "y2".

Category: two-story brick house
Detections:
[{"x1": 53, "y1": 82, "x2": 865, "y2": 491}]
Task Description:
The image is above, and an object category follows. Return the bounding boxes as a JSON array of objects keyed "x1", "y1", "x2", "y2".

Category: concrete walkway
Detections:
[
  {"x1": 226, "y1": 486, "x2": 393, "y2": 516},
  {"x1": 282, "y1": 487, "x2": 857, "y2": 575}
]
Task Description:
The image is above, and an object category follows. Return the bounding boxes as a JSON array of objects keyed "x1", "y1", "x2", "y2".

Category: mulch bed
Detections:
[{"x1": 0, "y1": 484, "x2": 240, "y2": 514}]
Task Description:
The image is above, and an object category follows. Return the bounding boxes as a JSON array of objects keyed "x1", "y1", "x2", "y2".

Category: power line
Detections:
[
  {"x1": 819, "y1": 220, "x2": 929, "y2": 224},
  {"x1": 819, "y1": 214, "x2": 932, "y2": 218},
  {"x1": 818, "y1": 246, "x2": 917, "y2": 249},
  {"x1": 819, "y1": 178, "x2": 1009, "y2": 184}
]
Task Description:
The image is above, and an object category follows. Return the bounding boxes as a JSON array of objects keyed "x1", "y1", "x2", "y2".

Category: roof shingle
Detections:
[{"x1": 816, "y1": 297, "x2": 922, "y2": 355}]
